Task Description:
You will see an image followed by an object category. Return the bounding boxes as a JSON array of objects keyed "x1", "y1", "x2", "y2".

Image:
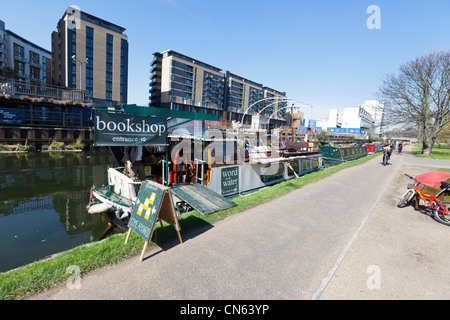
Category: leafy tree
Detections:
[
  {"x1": 379, "y1": 51, "x2": 450, "y2": 155},
  {"x1": 317, "y1": 130, "x2": 329, "y2": 146}
]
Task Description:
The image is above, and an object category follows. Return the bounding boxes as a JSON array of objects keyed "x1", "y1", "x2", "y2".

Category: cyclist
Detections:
[
  {"x1": 398, "y1": 141, "x2": 403, "y2": 154},
  {"x1": 382, "y1": 140, "x2": 393, "y2": 165}
]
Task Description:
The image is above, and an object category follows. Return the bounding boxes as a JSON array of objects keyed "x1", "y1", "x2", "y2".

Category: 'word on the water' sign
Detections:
[{"x1": 221, "y1": 166, "x2": 239, "y2": 196}]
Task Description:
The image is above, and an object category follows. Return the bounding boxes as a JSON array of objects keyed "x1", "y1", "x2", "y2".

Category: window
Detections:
[
  {"x1": 17, "y1": 61, "x2": 24, "y2": 74},
  {"x1": 30, "y1": 51, "x2": 39, "y2": 64},
  {"x1": 85, "y1": 26, "x2": 94, "y2": 95},
  {"x1": 14, "y1": 44, "x2": 24, "y2": 59},
  {"x1": 120, "y1": 38, "x2": 128, "y2": 103}
]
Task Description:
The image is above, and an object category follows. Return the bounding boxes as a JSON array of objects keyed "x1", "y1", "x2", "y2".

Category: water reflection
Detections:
[{"x1": 0, "y1": 150, "x2": 115, "y2": 273}]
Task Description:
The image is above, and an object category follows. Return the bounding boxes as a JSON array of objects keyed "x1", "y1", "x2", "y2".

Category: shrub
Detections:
[
  {"x1": 48, "y1": 140, "x2": 65, "y2": 150},
  {"x1": 70, "y1": 138, "x2": 84, "y2": 150}
]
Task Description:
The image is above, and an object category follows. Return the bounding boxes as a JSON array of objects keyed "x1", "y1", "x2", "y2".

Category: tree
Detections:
[
  {"x1": 437, "y1": 121, "x2": 450, "y2": 144},
  {"x1": 317, "y1": 130, "x2": 329, "y2": 146},
  {"x1": 379, "y1": 51, "x2": 450, "y2": 155}
]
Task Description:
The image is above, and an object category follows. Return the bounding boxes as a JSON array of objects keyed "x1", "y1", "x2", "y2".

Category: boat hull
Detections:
[{"x1": 206, "y1": 155, "x2": 323, "y2": 196}]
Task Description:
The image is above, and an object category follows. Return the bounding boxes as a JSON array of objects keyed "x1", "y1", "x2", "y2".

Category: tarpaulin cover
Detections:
[{"x1": 416, "y1": 171, "x2": 450, "y2": 189}]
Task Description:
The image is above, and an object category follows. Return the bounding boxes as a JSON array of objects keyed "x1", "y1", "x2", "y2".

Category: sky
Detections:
[{"x1": 2, "y1": 0, "x2": 450, "y2": 120}]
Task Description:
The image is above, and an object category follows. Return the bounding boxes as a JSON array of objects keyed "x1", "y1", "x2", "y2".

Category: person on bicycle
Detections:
[
  {"x1": 383, "y1": 140, "x2": 393, "y2": 164},
  {"x1": 388, "y1": 140, "x2": 393, "y2": 157},
  {"x1": 398, "y1": 141, "x2": 403, "y2": 154}
]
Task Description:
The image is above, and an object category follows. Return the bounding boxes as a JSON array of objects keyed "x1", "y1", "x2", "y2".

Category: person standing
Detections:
[{"x1": 122, "y1": 146, "x2": 145, "y2": 181}]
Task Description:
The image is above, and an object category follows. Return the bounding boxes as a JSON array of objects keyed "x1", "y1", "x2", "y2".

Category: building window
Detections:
[
  {"x1": 85, "y1": 26, "x2": 94, "y2": 97},
  {"x1": 14, "y1": 44, "x2": 24, "y2": 59},
  {"x1": 106, "y1": 34, "x2": 113, "y2": 101},
  {"x1": 120, "y1": 38, "x2": 128, "y2": 103},
  {"x1": 30, "y1": 51, "x2": 40, "y2": 65}
]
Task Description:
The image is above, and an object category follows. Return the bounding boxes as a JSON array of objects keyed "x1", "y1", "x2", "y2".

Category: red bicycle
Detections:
[{"x1": 398, "y1": 173, "x2": 450, "y2": 226}]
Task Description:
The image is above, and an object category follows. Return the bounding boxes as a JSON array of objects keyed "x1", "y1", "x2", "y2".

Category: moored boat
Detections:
[
  {"x1": 88, "y1": 105, "x2": 324, "y2": 229},
  {"x1": 319, "y1": 145, "x2": 368, "y2": 167}
]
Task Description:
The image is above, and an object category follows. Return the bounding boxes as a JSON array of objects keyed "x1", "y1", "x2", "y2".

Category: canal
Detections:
[{"x1": 0, "y1": 149, "x2": 116, "y2": 273}]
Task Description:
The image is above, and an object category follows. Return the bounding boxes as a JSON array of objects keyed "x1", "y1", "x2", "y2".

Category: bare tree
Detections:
[{"x1": 379, "y1": 51, "x2": 450, "y2": 154}]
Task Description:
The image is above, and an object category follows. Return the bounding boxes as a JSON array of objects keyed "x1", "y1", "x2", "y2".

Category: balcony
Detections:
[
  {"x1": 29, "y1": 60, "x2": 42, "y2": 68},
  {"x1": 0, "y1": 78, "x2": 90, "y2": 104},
  {"x1": 14, "y1": 55, "x2": 29, "y2": 63}
]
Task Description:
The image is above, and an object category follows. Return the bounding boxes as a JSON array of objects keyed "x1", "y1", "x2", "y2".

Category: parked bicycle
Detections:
[{"x1": 398, "y1": 173, "x2": 450, "y2": 226}]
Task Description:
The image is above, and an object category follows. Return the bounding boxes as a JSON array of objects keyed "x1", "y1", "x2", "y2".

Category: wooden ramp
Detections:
[{"x1": 170, "y1": 184, "x2": 237, "y2": 215}]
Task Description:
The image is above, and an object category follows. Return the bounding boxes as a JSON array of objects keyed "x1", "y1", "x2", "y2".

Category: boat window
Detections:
[
  {"x1": 302, "y1": 160, "x2": 309, "y2": 171},
  {"x1": 260, "y1": 162, "x2": 284, "y2": 183},
  {"x1": 312, "y1": 159, "x2": 319, "y2": 169}
]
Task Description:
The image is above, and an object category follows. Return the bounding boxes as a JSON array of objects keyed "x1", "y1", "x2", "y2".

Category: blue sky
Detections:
[{"x1": 2, "y1": 0, "x2": 450, "y2": 119}]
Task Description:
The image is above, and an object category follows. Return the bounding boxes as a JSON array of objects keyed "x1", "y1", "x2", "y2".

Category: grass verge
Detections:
[
  {"x1": 412, "y1": 144, "x2": 450, "y2": 160},
  {"x1": 0, "y1": 153, "x2": 379, "y2": 300}
]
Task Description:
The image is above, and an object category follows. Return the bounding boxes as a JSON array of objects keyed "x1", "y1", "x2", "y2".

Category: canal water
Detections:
[{"x1": 0, "y1": 149, "x2": 116, "y2": 273}]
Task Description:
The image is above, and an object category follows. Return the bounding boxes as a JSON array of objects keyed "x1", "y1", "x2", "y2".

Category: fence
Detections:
[{"x1": 0, "y1": 78, "x2": 89, "y2": 104}]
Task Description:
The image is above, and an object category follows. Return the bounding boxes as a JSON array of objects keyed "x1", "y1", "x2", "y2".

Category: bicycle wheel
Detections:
[
  {"x1": 431, "y1": 202, "x2": 450, "y2": 226},
  {"x1": 383, "y1": 153, "x2": 388, "y2": 166},
  {"x1": 397, "y1": 190, "x2": 414, "y2": 208}
]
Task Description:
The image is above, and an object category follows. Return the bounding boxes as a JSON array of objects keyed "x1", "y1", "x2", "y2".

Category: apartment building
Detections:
[
  {"x1": 149, "y1": 50, "x2": 287, "y2": 127},
  {"x1": 52, "y1": 6, "x2": 128, "y2": 106},
  {"x1": 0, "y1": 21, "x2": 7, "y2": 69},
  {"x1": 0, "y1": 20, "x2": 52, "y2": 85},
  {"x1": 362, "y1": 100, "x2": 385, "y2": 137}
]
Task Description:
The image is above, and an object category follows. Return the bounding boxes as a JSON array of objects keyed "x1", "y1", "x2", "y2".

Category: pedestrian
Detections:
[{"x1": 122, "y1": 145, "x2": 145, "y2": 182}]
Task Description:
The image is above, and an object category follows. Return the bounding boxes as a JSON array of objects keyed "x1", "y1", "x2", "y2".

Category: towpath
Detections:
[{"x1": 28, "y1": 145, "x2": 450, "y2": 300}]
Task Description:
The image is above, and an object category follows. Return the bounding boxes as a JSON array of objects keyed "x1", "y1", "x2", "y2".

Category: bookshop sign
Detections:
[{"x1": 93, "y1": 110, "x2": 167, "y2": 146}]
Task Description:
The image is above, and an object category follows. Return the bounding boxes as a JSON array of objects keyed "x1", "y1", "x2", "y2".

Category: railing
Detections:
[{"x1": 0, "y1": 78, "x2": 90, "y2": 104}]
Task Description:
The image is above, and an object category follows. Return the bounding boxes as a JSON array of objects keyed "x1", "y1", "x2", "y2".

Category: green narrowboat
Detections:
[{"x1": 319, "y1": 145, "x2": 368, "y2": 167}]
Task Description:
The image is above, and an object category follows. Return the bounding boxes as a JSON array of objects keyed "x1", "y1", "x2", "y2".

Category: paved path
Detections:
[{"x1": 27, "y1": 146, "x2": 450, "y2": 300}]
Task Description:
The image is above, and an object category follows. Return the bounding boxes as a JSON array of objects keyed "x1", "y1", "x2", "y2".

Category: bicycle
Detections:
[
  {"x1": 398, "y1": 174, "x2": 450, "y2": 226},
  {"x1": 382, "y1": 148, "x2": 390, "y2": 166}
]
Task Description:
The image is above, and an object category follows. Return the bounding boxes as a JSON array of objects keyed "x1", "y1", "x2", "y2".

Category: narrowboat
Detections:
[
  {"x1": 365, "y1": 143, "x2": 383, "y2": 154},
  {"x1": 88, "y1": 105, "x2": 324, "y2": 223},
  {"x1": 319, "y1": 145, "x2": 368, "y2": 167}
]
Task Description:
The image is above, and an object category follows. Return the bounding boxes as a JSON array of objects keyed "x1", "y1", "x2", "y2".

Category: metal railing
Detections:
[{"x1": 0, "y1": 78, "x2": 90, "y2": 104}]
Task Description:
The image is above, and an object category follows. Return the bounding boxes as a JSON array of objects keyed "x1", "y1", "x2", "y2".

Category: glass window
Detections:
[{"x1": 86, "y1": 26, "x2": 94, "y2": 36}]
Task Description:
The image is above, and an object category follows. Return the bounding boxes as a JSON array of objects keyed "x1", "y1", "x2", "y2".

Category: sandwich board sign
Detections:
[{"x1": 124, "y1": 180, "x2": 182, "y2": 261}]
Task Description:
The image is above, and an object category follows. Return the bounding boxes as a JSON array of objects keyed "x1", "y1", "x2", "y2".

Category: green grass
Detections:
[
  {"x1": 412, "y1": 144, "x2": 450, "y2": 160},
  {"x1": 0, "y1": 153, "x2": 379, "y2": 300}
]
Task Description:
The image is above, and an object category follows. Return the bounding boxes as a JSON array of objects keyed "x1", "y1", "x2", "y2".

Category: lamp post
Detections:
[{"x1": 71, "y1": 55, "x2": 88, "y2": 90}]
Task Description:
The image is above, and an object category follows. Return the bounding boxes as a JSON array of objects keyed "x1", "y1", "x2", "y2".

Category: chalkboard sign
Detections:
[
  {"x1": 221, "y1": 166, "x2": 239, "y2": 196},
  {"x1": 128, "y1": 182, "x2": 164, "y2": 241},
  {"x1": 125, "y1": 181, "x2": 182, "y2": 261}
]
